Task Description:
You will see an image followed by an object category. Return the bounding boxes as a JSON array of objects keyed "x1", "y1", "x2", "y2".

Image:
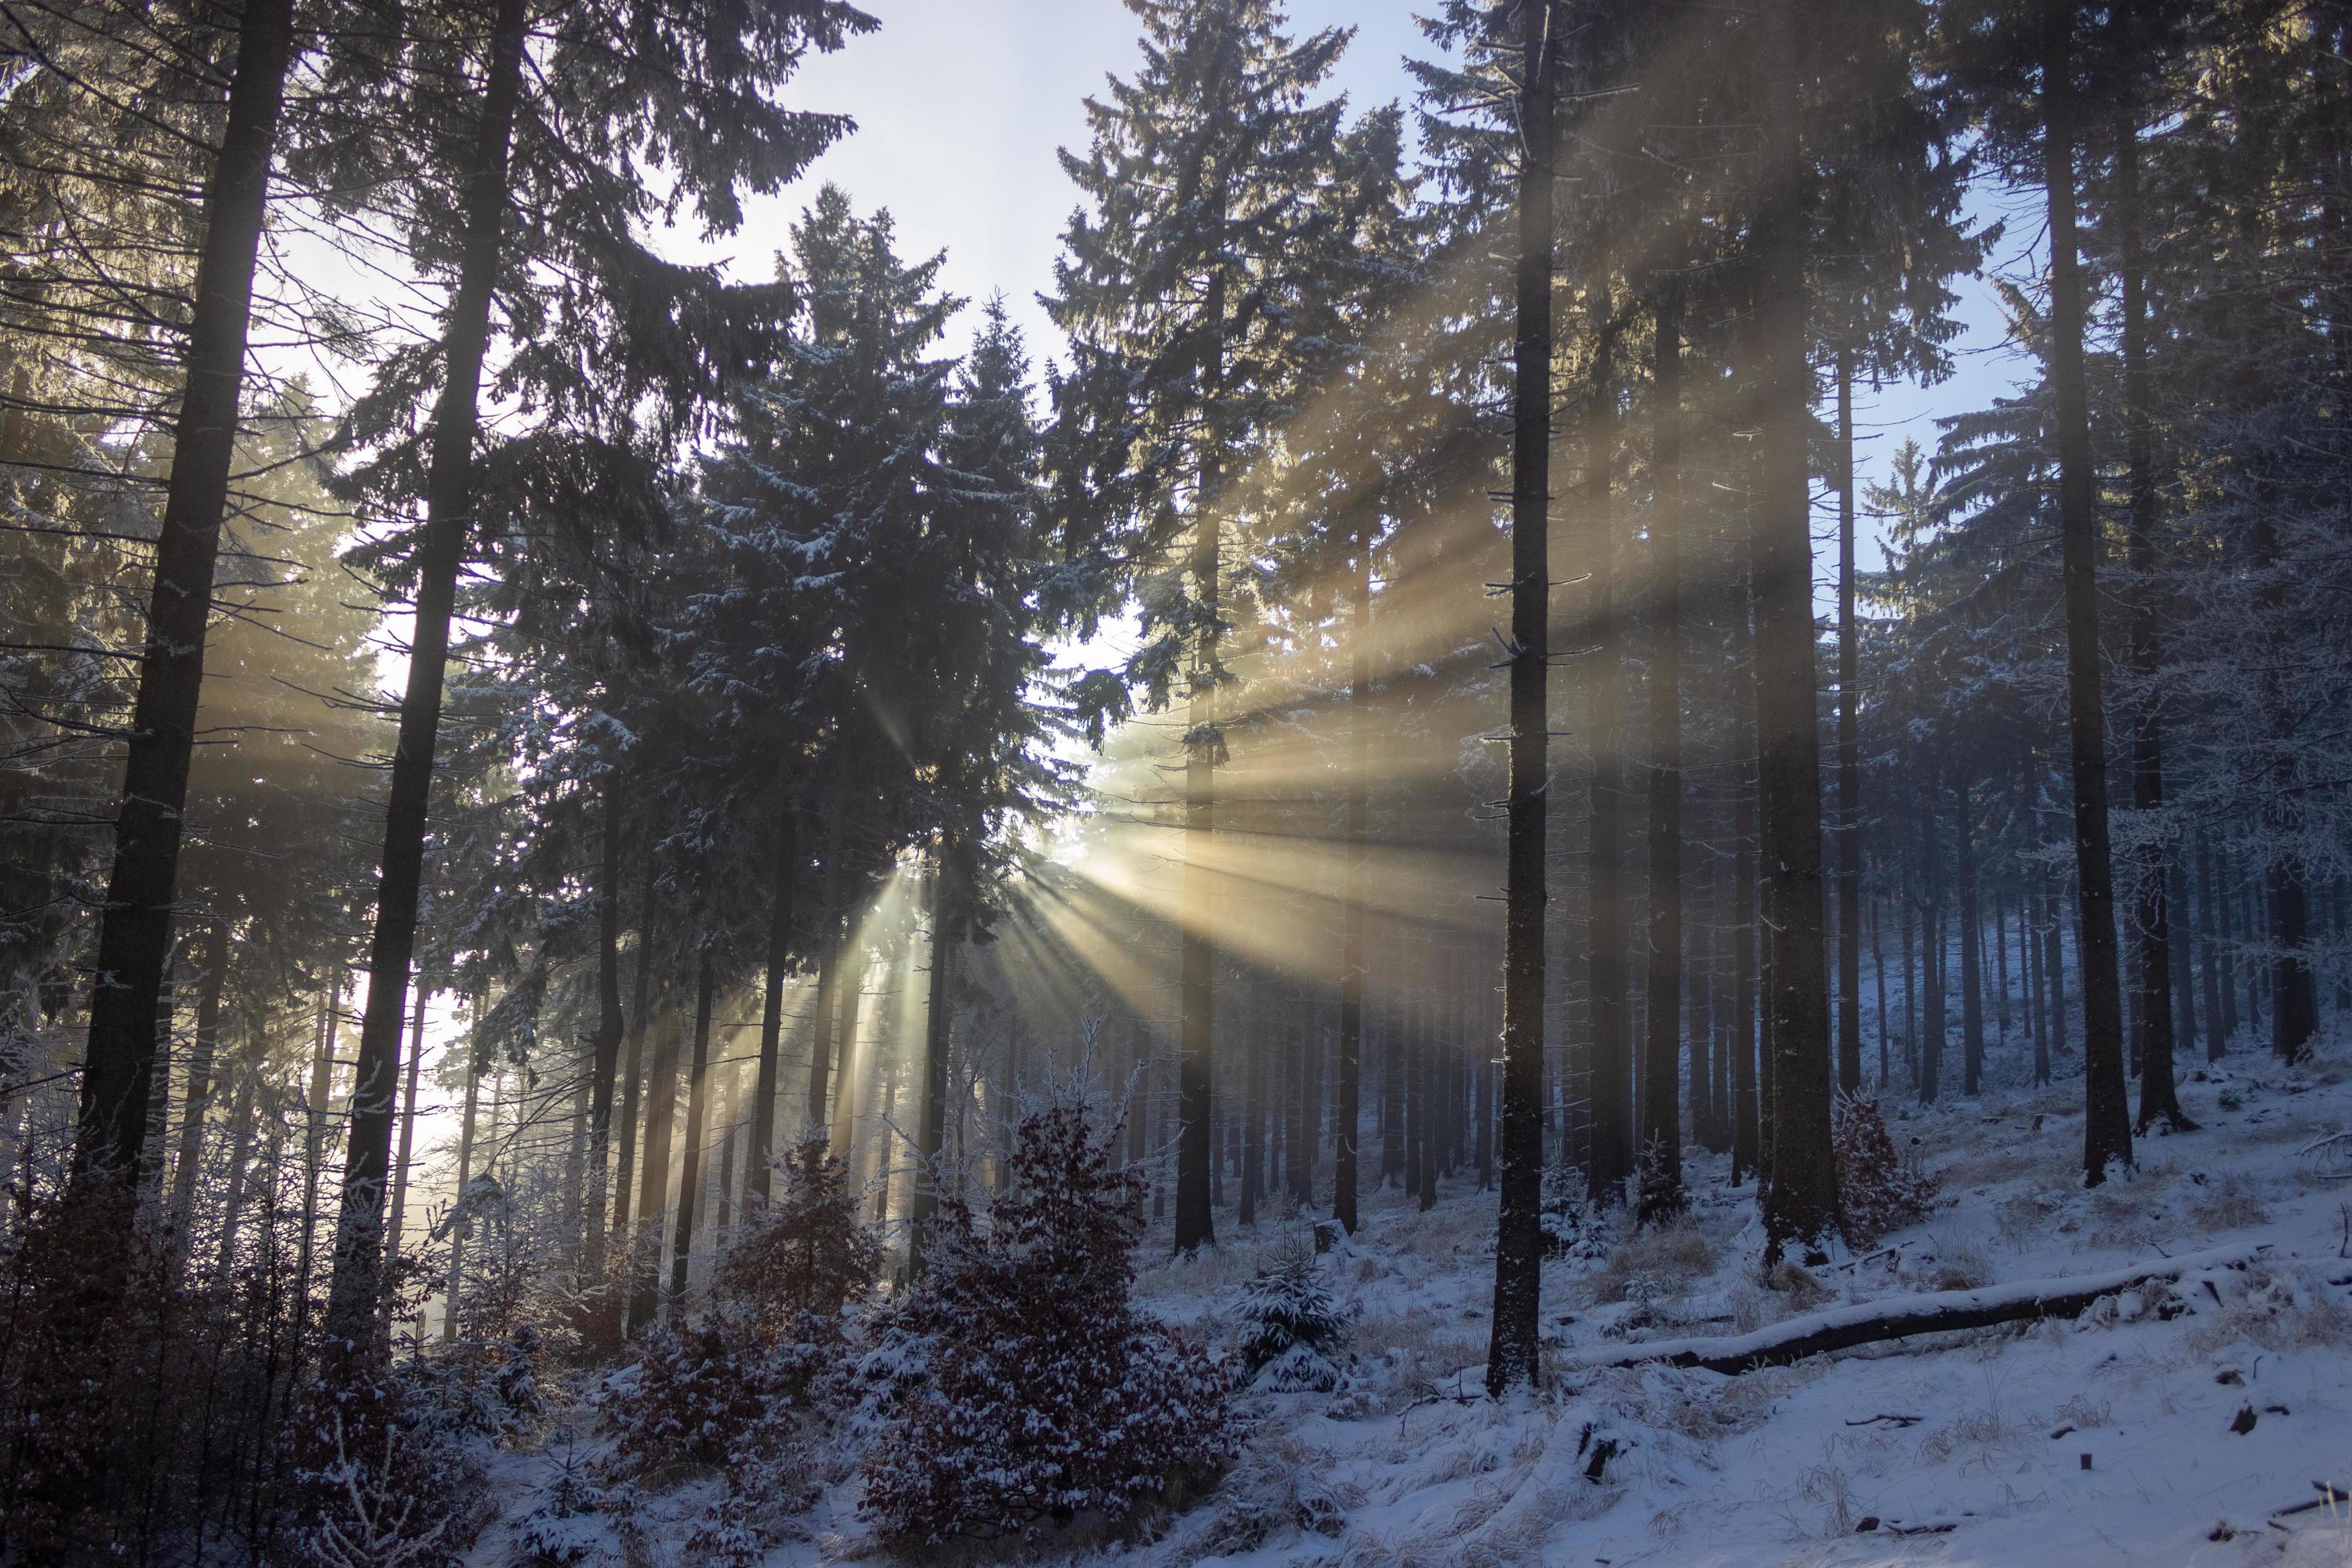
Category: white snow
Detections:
[{"x1": 466, "y1": 1048, "x2": 2352, "y2": 1566}]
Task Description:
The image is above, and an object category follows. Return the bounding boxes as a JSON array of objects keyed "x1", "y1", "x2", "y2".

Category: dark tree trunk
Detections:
[
  {"x1": 1754, "y1": 0, "x2": 1837, "y2": 1258},
  {"x1": 384, "y1": 983, "x2": 429, "y2": 1274},
  {"x1": 73, "y1": 0, "x2": 299, "y2": 1194},
  {"x1": 1730, "y1": 592, "x2": 1761, "y2": 1187},
  {"x1": 611, "y1": 839, "x2": 656, "y2": 1238},
  {"x1": 2114, "y1": 96, "x2": 2192, "y2": 1130},
  {"x1": 625, "y1": 993, "x2": 681, "y2": 1332},
  {"x1": 748, "y1": 808, "x2": 798, "y2": 1204},
  {"x1": 165, "y1": 920, "x2": 231, "y2": 1272},
  {"x1": 807, "y1": 790, "x2": 850, "y2": 1129},
  {"x1": 1487, "y1": 0, "x2": 1558, "y2": 1398},
  {"x1": 2039, "y1": 0, "x2": 2134, "y2": 1185},
  {"x1": 2198, "y1": 833, "x2": 2229, "y2": 1058},
  {"x1": 1956, "y1": 778, "x2": 1985, "y2": 1095},
  {"x1": 325, "y1": 0, "x2": 529, "y2": 1350},
  {"x1": 1174, "y1": 368, "x2": 1223, "y2": 1254},
  {"x1": 1583, "y1": 310, "x2": 1632, "y2": 1206},
  {"x1": 1335, "y1": 516, "x2": 1370, "y2": 1232},
  {"x1": 1834, "y1": 345, "x2": 1863, "y2": 1098},
  {"x1": 442, "y1": 998, "x2": 486, "y2": 1344},
  {"x1": 1919, "y1": 787, "x2": 1944, "y2": 1104},
  {"x1": 667, "y1": 952, "x2": 716, "y2": 1318},
  {"x1": 910, "y1": 852, "x2": 960, "y2": 1272},
  {"x1": 1639, "y1": 274, "x2": 1685, "y2": 1226},
  {"x1": 581, "y1": 779, "x2": 630, "y2": 1345}
]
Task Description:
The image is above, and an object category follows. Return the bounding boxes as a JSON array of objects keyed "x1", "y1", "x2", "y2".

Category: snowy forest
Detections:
[{"x1": 2, "y1": 0, "x2": 2350, "y2": 1560}]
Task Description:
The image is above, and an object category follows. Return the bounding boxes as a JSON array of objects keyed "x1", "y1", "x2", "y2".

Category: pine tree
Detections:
[{"x1": 1049, "y1": 0, "x2": 1351, "y2": 1253}]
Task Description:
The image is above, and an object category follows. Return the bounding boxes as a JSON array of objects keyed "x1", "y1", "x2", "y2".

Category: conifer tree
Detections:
[{"x1": 1048, "y1": 0, "x2": 1351, "y2": 1253}]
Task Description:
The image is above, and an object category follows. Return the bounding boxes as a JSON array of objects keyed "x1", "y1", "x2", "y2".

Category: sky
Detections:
[{"x1": 726, "y1": 0, "x2": 2034, "y2": 574}]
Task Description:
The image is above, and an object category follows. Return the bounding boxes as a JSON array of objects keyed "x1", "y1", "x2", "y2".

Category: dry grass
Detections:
[
  {"x1": 1583, "y1": 1215, "x2": 1720, "y2": 1307},
  {"x1": 2189, "y1": 1174, "x2": 2271, "y2": 1233},
  {"x1": 2184, "y1": 1266, "x2": 2352, "y2": 1354}
]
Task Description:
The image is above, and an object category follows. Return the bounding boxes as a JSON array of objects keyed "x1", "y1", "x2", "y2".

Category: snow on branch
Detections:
[{"x1": 1568, "y1": 1245, "x2": 2263, "y2": 1378}]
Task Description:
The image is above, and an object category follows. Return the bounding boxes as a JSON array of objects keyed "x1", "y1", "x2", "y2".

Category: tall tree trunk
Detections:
[
  {"x1": 1174, "y1": 320, "x2": 1225, "y2": 1256},
  {"x1": 165, "y1": 919, "x2": 231, "y2": 1276},
  {"x1": 1754, "y1": 0, "x2": 1838, "y2": 1258},
  {"x1": 612, "y1": 838, "x2": 656, "y2": 1236},
  {"x1": 748, "y1": 808, "x2": 798, "y2": 1204},
  {"x1": 2115, "y1": 94, "x2": 2191, "y2": 1130},
  {"x1": 325, "y1": 0, "x2": 530, "y2": 1348},
  {"x1": 385, "y1": 982, "x2": 430, "y2": 1275},
  {"x1": 442, "y1": 1001, "x2": 485, "y2": 1346},
  {"x1": 1920, "y1": 787, "x2": 1945, "y2": 1103},
  {"x1": 587, "y1": 779, "x2": 628, "y2": 1233},
  {"x1": 1334, "y1": 514, "x2": 1370, "y2": 1233},
  {"x1": 667, "y1": 952, "x2": 715, "y2": 1318},
  {"x1": 807, "y1": 786, "x2": 850, "y2": 1130},
  {"x1": 910, "y1": 852, "x2": 959, "y2": 1273},
  {"x1": 1834, "y1": 344, "x2": 1863, "y2": 1098},
  {"x1": 1486, "y1": 0, "x2": 1558, "y2": 1398},
  {"x1": 1583, "y1": 310, "x2": 1632, "y2": 1205},
  {"x1": 1956, "y1": 778, "x2": 1985, "y2": 1094},
  {"x1": 626, "y1": 991, "x2": 682, "y2": 1332},
  {"x1": 1730, "y1": 590, "x2": 1762, "y2": 1186},
  {"x1": 2040, "y1": 0, "x2": 2134, "y2": 1185},
  {"x1": 2198, "y1": 832, "x2": 2228, "y2": 1058},
  {"x1": 73, "y1": 0, "x2": 298, "y2": 1191},
  {"x1": 1639, "y1": 274, "x2": 1685, "y2": 1226}
]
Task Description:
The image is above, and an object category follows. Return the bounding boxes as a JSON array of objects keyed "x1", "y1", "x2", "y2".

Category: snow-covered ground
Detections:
[{"x1": 474, "y1": 1045, "x2": 2352, "y2": 1566}]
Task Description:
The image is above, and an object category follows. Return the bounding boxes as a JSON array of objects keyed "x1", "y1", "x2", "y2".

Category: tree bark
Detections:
[
  {"x1": 1956, "y1": 777, "x2": 1985, "y2": 1094},
  {"x1": 749, "y1": 807, "x2": 798, "y2": 1204},
  {"x1": 667, "y1": 952, "x2": 715, "y2": 1318},
  {"x1": 325, "y1": 0, "x2": 530, "y2": 1349},
  {"x1": 1639, "y1": 273, "x2": 1685, "y2": 1226},
  {"x1": 611, "y1": 838, "x2": 656, "y2": 1235},
  {"x1": 626, "y1": 987, "x2": 682, "y2": 1332},
  {"x1": 1834, "y1": 345, "x2": 1863, "y2": 1098},
  {"x1": 1334, "y1": 514, "x2": 1370, "y2": 1233},
  {"x1": 385, "y1": 982, "x2": 430, "y2": 1275},
  {"x1": 73, "y1": 0, "x2": 298, "y2": 1192},
  {"x1": 1486, "y1": 0, "x2": 1558, "y2": 1398},
  {"x1": 165, "y1": 919, "x2": 231, "y2": 1276},
  {"x1": 1583, "y1": 310, "x2": 1632, "y2": 1205},
  {"x1": 442, "y1": 997, "x2": 486, "y2": 1346},
  {"x1": 910, "y1": 851, "x2": 959, "y2": 1273},
  {"x1": 2114, "y1": 94, "x2": 2191, "y2": 1130},
  {"x1": 2039, "y1": 0, "x2": 2134, "y2": 1184},
  {"x1": 1754, "y1": 0, "x2": 1838, "y2": 1258}
]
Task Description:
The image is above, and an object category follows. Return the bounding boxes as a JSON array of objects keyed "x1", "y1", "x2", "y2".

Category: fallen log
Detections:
[{"x1": 1570, "y1": 1244, "x2": 2261, "y2": 1377}]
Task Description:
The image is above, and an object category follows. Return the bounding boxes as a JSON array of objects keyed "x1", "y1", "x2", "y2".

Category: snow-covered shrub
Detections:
[
  {"x1": 513, "y1": 1435, "x2": 627, "y2": 1564},
  {"x1": 1542, "y1": 1163, "x2": 1598, "y2": 1258},
  {"x1": 1202, "y1": 1437, "x2": 1355, "y2": 1552},
  {"x1": 1834, "y1": 1096, "x2": 1939, "y2": 1246},
  {"x1": 278, "y1": 1368, "x2": 491, "y2": 1566},
  {"x1": 1233, "y1": 1242, "x2": 1350, "y2": 1391},
  {"x1": 599, "y1": 1314, "x2": 787, "y2": 1477},
  {"x1": 1586, "y1": 1214, "x2": 1716, "y2": 1306},
  {"x1": 861, "y1": 1086, "x2": 1235, "y2": 1544},
  {"x1": 714, "y1": 1130, "x2": 881, "y2": 1353}
]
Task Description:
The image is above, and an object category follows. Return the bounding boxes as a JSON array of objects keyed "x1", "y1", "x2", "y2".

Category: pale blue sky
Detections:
[{"x1": 732, "y1": 0, "x2": 2034, "y2": 578}]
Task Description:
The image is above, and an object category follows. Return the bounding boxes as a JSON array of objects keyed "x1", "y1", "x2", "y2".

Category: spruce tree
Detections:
[{"x1": 1048, "y1": 0, "x2": 1351, "y2": 1254}]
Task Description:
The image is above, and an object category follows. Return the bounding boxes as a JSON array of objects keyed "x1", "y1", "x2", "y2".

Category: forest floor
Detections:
[{"x1": 473, "y1": 1036, "x2": 2352, "y2": 1566}]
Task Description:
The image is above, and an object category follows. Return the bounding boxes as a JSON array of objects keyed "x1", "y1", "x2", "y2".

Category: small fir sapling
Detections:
[
  {"x1": 1233, "y1": 1242, "x2": 1351, "y2": 1392},
  {"x1": 1834, "y1": 1096, "x2": 1941, "y2": 1247},
  {"x1": 712, "y1": 1130, "x2": 881, "y2": 1398},
  {"x1": 861, "y1": 1085, "x2": 1234, "y2": 1544},
  {"x1": 600, "y1": 1314, "x2": 788, "y2": 1475}
]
